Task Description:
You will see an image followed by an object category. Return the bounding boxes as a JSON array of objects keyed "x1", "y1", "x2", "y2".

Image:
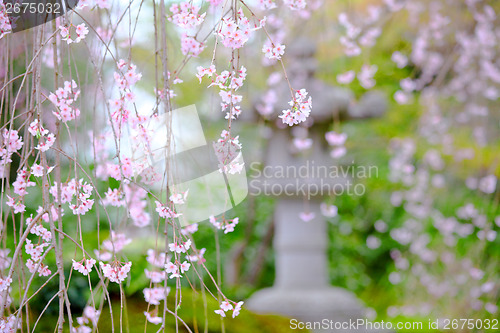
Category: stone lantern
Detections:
[{"x1": 246, "y1": 39, "x2": 387, "y2": 332}]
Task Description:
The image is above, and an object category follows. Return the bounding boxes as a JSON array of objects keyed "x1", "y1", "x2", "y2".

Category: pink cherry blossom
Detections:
[
  {"x1": 144, "y1": 312, "x2": 163, "y2": 325},
  {"x1": 168, "y1": 2, "x2": 206, "y2": 29},
  {"x1": 155, "y1": 201, "x2": 181, "y2": 219},
  {"x1": 31, "y1": 163, "x2": 44, "y2": 177},
  {"x1": 263, "y1": 43, "x2": 286, "y2": 60},
  {"x1": 320, "y1": 203, "x2": 338, "y2": 217},
  {"x1": 0, "y1": 277, "x2": 12, "y2": 291},
  {"x1": 283, "y1": 0, "x2": 307, "y2": 11},
  {"x1": 293, "y1": 138, "x2": 313, "y2": 151},
  {"x1": 325, "y1": 131, "x2": 347, "y2": 146},
  {"x1": 143, "y1": 287, "x2": 168, "y2": 305},
  {"x1": 145, "y1": 269, "x2": 165, "y2": 283},
  {"x1": 146, "y1": 249, "x2": 167, "y2": 267},
  {"x1": 279, "y1": 89, "x2": 312, "y2": 126},
  {"x1": 330, "y1": 147, "x2": 347, "y2": 159},
  {"x1": 232, "y1": 301, "x2": 244, "y2": 318},
  {"x1": 180, "y1": 261, "x2": 191, "y2": 274},
  {"x1": 99, "y1": 261, "x2": 132, "y2": 283},
  {"x1": 181, "y1": 223, "x2": 198, "y2": 235},
  {"x1": 6, "y1": 195, "x2": 26, "y2": 214},
  {"x1": 181, "y1": 34, "x2": 205, "y2": 57},
  {"x1": 72, "y1": 258, "x2": 97, "y2": 276},
  {"x1": 357, "y1": 64, "x2": 377, "y2": 89},
  {"x1": 336, "y1": 70, "x2": 355, "y2": 84}
]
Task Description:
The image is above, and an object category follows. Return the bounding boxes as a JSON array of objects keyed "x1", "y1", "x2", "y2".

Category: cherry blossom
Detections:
[
  {"x1": 325, "y1": 131, "x2": 347, "y2": 146},
  {"x1": 181, "y1": 34, "x2": 205, "y2": 57},
  {"x1": 0, "y1": 249, "x2": 12, "y2": 270},
  {"x1": 76, "y1": 306, "x2": 100, "y2": 328},
  {"x1": 293, "y1": 138, "x2": 313, "y2": 151},
  {"x1": 28, "y1": 224, "x2": 52, "y2": 242},
  {"x1": 165, "y1": 261, "x2": 179, "y2": 279},
  {"x1": 6, "y1": 196, "x2": 26, "y2": 214},
  {"x1": 181, "y1": 223, "x2": 198, "y2": 235},
  {"x1": 320, "y1": 203, "x2": 338, "y2": 217},
  {"x1": 357, "y1": 64, "x2": 377, "y2": 89},
  {"x1": 100, "y1": 261, "x2": 132, "y2": 283},
  {"x1": 214, "y1": 300, "x2": 243, "y2": 318},
  {"x1": 299, "y1": 211, "x2": 315, "y2": 222},
  {"x1": 180, "y1": 261, "x2": 191, "y2": 274},
  {"x1": 59, "y1": 23, "x2": 89, "y2": 44},
  {"x1": 28, "y1": 120, "x2": 49, "y2": 137},
  {"x1": 72, "y1": 258, "x2": 97, "y2": 276},
  {"x1": 0, "y1": 277, "x2": 12, "y2": 292},
  {"x1": 67, "y1": 179, "x2": 94, "y2": 216},
  {"x1": 145, "y1": 269, "x2": 165, "y2": 283},
  {"x1": 143, "y1": 287, "x2": 168, "y2": 305},
  {"x1": 170, "y1": 190, "x2": 188, "y2": 205},
  {"x1": 283, "y1": 0, "x2": 307, "y2": 11},
  {"x1": 35, "y1": 133, "x2": 56, "y2": 152},
  {"x1": 187, "y1": 248, "x2": 206, "y2": 263},
  {"x1": 391, "y1": 51, "x2": 408, "y2": 68},
  {"x1": 102, "y1": 188, "x2": 125, "y2": 207},
  {"x1": 168, "y1": 2, "x2": 206, "y2": 29},
  {"x1": 0, "y1": 0, "x2": 12, "y2": 40},
  {"x1": 0, "y1": 315, "x2": 17, "y2": 331},
  {"x1": 214, "y1": 130, "x2": 244, "y2": 174},
  {"x1": 48, "y1": 80, "x2": 81, "y2": 122},
  {"x1": 2, "y1": 129, "x2": 23, "y2": 153},
  {"x1": 13, "y1": 168, "x2": 35, "y2": 196},
  {"x1": 146, "y1": 249, "x2": 167, "y2": 267},
  {"x1": 279, "y1": 89, "x2": 312, "y2": 126},
  {"x1": 168, "y1": 239, "x2": 191, "y2": 254},
  {"x1": 232, "y1": 301, "x2": 244, "y2": 318},
  {"x1": 209, "y1": 215, "x2": 239, "y2": 233},
  {"x1": 155, "y1": 201, "x2": 181, "y2": 219},
  {"x1": 144, "y1": 312, "x2": 163, "y2": 325},
  {"x1": 216, "y1": 10, "x2": 263, "y2": 49},
  {"x1": 336, "y1": 70, "x2": 355, "y2": 84},
  {"x1": 100, "y1": 232, "x2": 132, "y2": 255},
  {"x1": 262, "y1": 43, "x2": 286, "y2": 60}
]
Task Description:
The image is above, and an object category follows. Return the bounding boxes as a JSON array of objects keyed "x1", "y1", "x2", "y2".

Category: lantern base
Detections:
[{"x1": 247, "y1": 286, "x2": 387, "y2": 332}]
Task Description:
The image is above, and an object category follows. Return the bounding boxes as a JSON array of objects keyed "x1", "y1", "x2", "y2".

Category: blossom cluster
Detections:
[
  {"x1": 325, "y1": 131, "x2": 347, "y2": 159},
  {"x1": 262, "y1": 43, "x2": 286, "y2": 60},
  {"x1": 155, "y1": 200, "x2": 181, "y2": 219},
  {"x1": 50, "y1": 178, "x2": 94, "y2": 215},
  {"x1": 110, "y1": 60, "x2": 142, "y2": 127},
  {"x1": 100, "y1": 261, "x2": 132, "y2": 283},
  {"x1": 94, "y1": 232, "x2": 131, "y2": 261},
  {"x1": 197, "y1": 65, "x2": 248, "y2": 120},
  {"x1": 169, "y1": 2, "x2": 206, "y2": 29},
  {"x1": 59, "y1": 23, "x2": 89, "y2": 44},
  {"x1": 279, "y1": 89, "x2": 312, "y2": 126},
  {"x1": 0, "y1": 0, "x2": 12, "y2": 40},
  {"x1": 214, "y1": 300, "x2": 244, "y2": 318},
  {"x1": 181, "y1": 34, "x2": 205, "y2": 57},
  {"x1": 48, "y1": 80, "x2": 81, "y2": 122},
  {"x1": 25, "y1": 239, "x2": 51, "y2": 277},
  {"x1": 209, "y1": 215, "x2": 240, "y2": 234},
  {"x1": 213, "y1": 130, "x2": 245, "y2": 175},
  {"x1": 72, "y1": 258, "x2": 97, "y2": 276},
  {"x1": 282, "y1": 0, "x2": 307, "y2": 11},
  {"x1": 0, "y1": 129, "x2": 23, "y2": 178},
  {"x1": 72, "y1": 306, "x2": 101, "y2": 333},
  {"x1": 216, "y1": 9, "x2": 264, "y2": 49}
]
